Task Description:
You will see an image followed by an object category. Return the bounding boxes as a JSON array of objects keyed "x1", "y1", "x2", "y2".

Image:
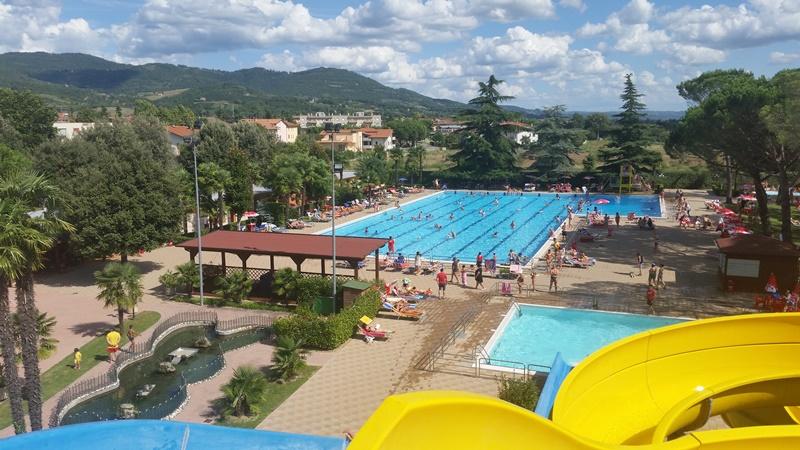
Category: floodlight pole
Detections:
[
  {"x1": 329, "y1": 126, "x2": 337, "y2": 307},
  {"x1": 191, "y1": 139, "x2": 205, "y2": 307}
]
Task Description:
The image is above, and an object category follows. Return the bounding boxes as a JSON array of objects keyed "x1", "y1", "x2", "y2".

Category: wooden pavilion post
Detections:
[
  {"x1": 321, "y1": 258, "x2": 326, "y2": 276},
  {"x1": 270, "y1": 254, "x2": 275, "y2": 271},
  {"x1": 353, "y1": 262, "x2": 359, "y2": 280},
  {"x1": 221, "y1": 252, "x2": 227, "y2": 274},
  {"x1": 239, "y1": 253, "x2": 250, "y2": 271},
  {"x1": 374, "y1": 249, "x2": 380, "y2": 281}
]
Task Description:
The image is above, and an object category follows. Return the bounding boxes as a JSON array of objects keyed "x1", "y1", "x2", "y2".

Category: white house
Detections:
[
  {"x1": 54, "y1": 122, "x2": 94, "y2": 139},
  {"x1": 294, "y1": 112, "x2": 381, "y2": 128},
  {"x1": 165, "y1": 125, "x2": 194, "y2": 154},
  {"x1": 501, "y1": 121, "x2": 538, "y2": 145},
  {"x1": 240, "y1": 118, "x2": 298, "y2": 143},
  {"x1": 432, "y1": 117, "x2": 466, "y2": 134},
  {"x1": 358, "y1": 128, "x2": 395, "y2": 150}
]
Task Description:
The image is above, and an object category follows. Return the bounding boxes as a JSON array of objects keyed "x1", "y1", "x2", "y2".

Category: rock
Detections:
[
  {"x1": 194, "y1": 336, "x2": 212, "y2": 348},
  {"x1": 118, "y1": 403, "x2": 137, "y2": 419},
  {"x1": 158, "y1": 361, "x2": 176, "y2": 374}
]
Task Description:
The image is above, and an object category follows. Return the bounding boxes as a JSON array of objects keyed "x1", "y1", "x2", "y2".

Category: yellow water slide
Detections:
[{"x1": 348, "y1": 313, "x2": 800, "y2": 449}]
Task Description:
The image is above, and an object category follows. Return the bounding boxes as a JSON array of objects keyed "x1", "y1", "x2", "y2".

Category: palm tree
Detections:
[
  {"x1": 95, "y1": 262, "x2": 143, "y2": 332},
  {"x1": 0, "y1": 171, "x2": 74, "y2": 432},
  {"x1": 12, "y1": 312, "x2": 58, "y2": 359},
  {"x1": 0, "y1": 200, "x2": 28, "y2": 433},
  {"x1": 197, "y1": 162, "x2": 231, "y2": 229},
  {"x1": 271, "y1": 335, "x2": 307, "y2": 381},
  {"x1": 218, "y1": 270, "x2": 253, "y2": 304},
  {"x1": 221, "y1": 366, "x2": 268, "y2": 417}
]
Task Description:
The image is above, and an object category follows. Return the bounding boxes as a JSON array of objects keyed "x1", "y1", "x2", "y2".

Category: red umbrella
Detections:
[
  {"x1": 242, "y1": 211, "x2": 258, "y2": 218},
  {"x1": 594, "y1": 199, "x2": 610, "y2": 205},
  {"x1": 732, "y1": 227, "x2": 751, "y2": 234},
  {"x1": 739, "y1": 194, "x2": 756, "y2": 201},
  {"x1": 718, "y1": 208, "x2": 737, "y2": 216}
]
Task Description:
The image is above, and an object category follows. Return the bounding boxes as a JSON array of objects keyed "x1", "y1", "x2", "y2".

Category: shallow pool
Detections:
[
  {"x1": 329, "y1": 191, "x2": 661, "y2": 262},
  {"x1": 486, "y1": 305, "x2": 684, "y2": 369}
]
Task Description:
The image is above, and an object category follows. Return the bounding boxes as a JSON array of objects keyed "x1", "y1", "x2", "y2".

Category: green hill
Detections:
[{"x1": 0, "y1": 52, "x2": 465, "y2": 116}]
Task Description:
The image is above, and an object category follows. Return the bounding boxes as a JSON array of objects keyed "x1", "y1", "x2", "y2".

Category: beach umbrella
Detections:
[
  {"x1": 242, "y1": 211, "x2": 258, "y2": 218},
  {"x1": 594, "y1": 199, "x2": 610, "y2": 204},
  {"x1": 732, "y1": 226, "x2": 751, "y2": 234},
  {"x1": 718, "y1": 208, "x2": 737, "y2": 216},
  {"x1": 739, "y1": 194, "x2": 756, "y2": 201}
]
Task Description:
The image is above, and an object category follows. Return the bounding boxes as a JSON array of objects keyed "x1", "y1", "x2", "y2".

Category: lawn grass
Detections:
[
  {"x1": 216, "y1": 365, "x2": 319, "y2": 429},
  {"x1": 0, "y1": 311, "x2": 161, "y2": 430}
]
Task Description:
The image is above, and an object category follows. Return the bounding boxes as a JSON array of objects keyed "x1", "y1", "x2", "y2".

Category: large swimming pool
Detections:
[
  {"x1": 328, "y1": 191, "x2": 661, "y2": 262},
  {"x1": 486, "y1": 305, "x2": 684, "y2": 369}
]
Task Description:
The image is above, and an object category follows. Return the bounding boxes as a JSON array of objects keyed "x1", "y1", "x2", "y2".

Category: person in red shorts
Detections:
[
  {"x1": 387, "y1": 236, "x2": 395, "y2": 256},
  {"x1": 436, "y1": 268, "x2": 448, "y2": 299}
]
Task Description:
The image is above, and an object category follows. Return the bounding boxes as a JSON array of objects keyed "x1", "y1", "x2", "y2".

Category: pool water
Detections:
[
  {"x1": 330, "y1": 191, "x2": 661, "y2": 262},
  {"x1": 487, "y1": 305, "x2": 684, "y2": 369},
  {"x1": 61, "y1": 326, "x2": 267, "y2": 425}
]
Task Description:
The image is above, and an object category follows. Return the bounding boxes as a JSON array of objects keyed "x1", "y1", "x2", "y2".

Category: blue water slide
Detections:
[{"x1": 534, "y1": 352, "x2": 573, "y2": 418}]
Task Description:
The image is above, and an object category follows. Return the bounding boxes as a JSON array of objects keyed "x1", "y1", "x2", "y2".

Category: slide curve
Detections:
[{"x1": 349, "y1": 313, "x2": 800, "y2": 449}]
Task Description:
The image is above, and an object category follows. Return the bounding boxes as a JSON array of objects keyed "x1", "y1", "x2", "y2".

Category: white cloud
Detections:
[
  {"x1": 558, "y1": 0, "x2": 585, "y2": 13},
  {"x1": 469, "y1": 26, "x2": 572, "y2": 70},
  {"x1": 0, "y1": 1, "x2": 105, "y2": 54},
  {"x1": 661, "y1": 1, "x2": 800, "y2": 50},
  {"x1": 666, "y1": 43, "x2": 726, "y2": 65},
  {"x1": 770, "y1": 51, "x2": 800, "y2": 64}
]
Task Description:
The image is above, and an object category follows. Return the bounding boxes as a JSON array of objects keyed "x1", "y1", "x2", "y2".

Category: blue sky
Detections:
[{"x1": 2, "y1": 0, "x2": 799, "y2": 110}]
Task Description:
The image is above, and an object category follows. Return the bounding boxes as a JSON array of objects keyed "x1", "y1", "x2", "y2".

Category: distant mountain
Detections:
[
  {"x1": 504, "y1": 104, "x2": 684, "y2": 121},
  {"x1": 0, "y1": 52, "x2": 465, "y2": 117}
]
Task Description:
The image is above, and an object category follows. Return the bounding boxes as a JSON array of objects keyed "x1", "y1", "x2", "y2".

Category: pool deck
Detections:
[{"x1": 9, "y1": 188, "x2": 760, "y2": 439}]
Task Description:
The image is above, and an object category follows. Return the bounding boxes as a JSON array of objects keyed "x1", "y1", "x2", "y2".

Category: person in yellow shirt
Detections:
[
  {"x1": 73, "y1": 348, "x2": 82, "y2": 370},
  {"x1": 106, "y1": 330, "x2": 121, "y2": 363}
]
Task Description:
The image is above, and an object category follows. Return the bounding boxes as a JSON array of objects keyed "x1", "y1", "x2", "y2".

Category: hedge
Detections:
[{"x1": 273, "y1": 289, "x2": 382, "y2": 350}]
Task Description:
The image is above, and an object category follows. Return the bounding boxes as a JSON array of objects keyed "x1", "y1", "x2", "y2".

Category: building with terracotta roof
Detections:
[
  {"x1": 240, "y1": 118, "x2": 298, "y2": 143},
  {"x1": 294, "y1": 111, "x2": 381, "y2": 129},
  {"x1": 432, "y1": 117, "x2": 466, "y2": 134},
  {"x1": 165, "y1": 125, "x2": 194, "y2": 154},
  {"x1": 317, "y1": 129, "x2": 364, "y2": 152},
  {"x1": 357, "y1": 127, "x2": 395, "y2": 150}
]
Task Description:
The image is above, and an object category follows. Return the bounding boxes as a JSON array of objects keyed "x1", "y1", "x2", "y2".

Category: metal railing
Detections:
[
  {"x1": 48, "y1": 311, "x2": 272, "y2": 428},
  {"x1": 415, "y1": 305, "x2": 481, "y2": 371}
]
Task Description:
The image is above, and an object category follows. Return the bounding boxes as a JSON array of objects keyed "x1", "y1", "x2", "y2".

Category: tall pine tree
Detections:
[
  {"x1": 527, "y1": 105, "x2": 582, "y2": 183},
  {"x1": 452, "y1": 75, "x2": 518, "y2": 173},
  {"x1": 599, "y1": 74, "x2": 662, "y2": 177}
]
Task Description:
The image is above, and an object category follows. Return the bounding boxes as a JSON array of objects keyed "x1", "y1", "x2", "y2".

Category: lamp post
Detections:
[
  {"x1": 187, "y1": 136, "x2": 205, "y2": 307},
  {"x1": 326, "y1": 123, "x2": 343, "y2": 310}
]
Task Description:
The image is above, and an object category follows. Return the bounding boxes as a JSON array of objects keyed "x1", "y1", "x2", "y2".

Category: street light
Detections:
[
  {"x1": 325, "y1": 123, "x2": 342, "y2": 311},
  {"x1": 186, "y1": 136, "x2": 205, "y2": 307}
]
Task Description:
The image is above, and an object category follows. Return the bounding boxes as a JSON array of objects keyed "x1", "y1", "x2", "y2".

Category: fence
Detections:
[{"x1": 48, "y1": 311, "x2": 273, "y2": 428}]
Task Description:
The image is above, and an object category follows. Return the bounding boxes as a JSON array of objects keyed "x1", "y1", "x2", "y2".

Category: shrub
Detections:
[
  {"x1": 158, "y1": 270, "x2": 180, "y2": 294},
  {"x1": 295, "y1": 277, "x2": 332, "y2": 309},
  {"x1": 271, "y1": 335, "x2": 308, "y2": 381},
  {"x1": 217, "y1": 270, "x2": 254, "y2": 303},
  {"x1": 175, "y1": 262, "x2": 199, "y2": 294},
  {"x1": 272, "y1": 268, "x2": 302, "y2": 300},
  {"x1": 273, "y1": 289, "x2": 381, "y2": 350},
  {"x1": 221, "y1": 366, "x2": 268, "y2": 417},
  {"x1": 498, "y1": 376, "x2": 540, "y2": 410}
]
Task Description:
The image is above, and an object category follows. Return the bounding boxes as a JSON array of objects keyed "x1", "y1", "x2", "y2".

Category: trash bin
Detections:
[{"x1": 313, "y1": 296, "x2": 335, "y2": 315}]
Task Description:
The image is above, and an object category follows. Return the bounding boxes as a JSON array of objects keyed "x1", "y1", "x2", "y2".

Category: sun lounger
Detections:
[
  {"x1": 563, "y1": 257, "x2": 595, "y2": 268},
  {"x1": 500, "y1": 282, "x2": 513, "y2": 295},
  {"x1": 358, "y1": 324, "x2": 388, "y2": 343},
  {"x1": 382, "y1": 301, "x2": 423, "y2": 320}
]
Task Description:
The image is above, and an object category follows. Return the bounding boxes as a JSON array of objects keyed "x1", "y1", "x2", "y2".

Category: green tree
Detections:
[
  {"x1": 406, "y1": 146, "x2": 425, "y2": 182},
  {"x1": 197, "y1": 162, "x2": 232, "y2": 230},
  {"x1": 670, "y1": 71, "x2": 776, "y2": 236},
  {"x1": 583, "y1": 152, "x2": 597, "y2": 173},
  {"x1": 585, "y1": 113, "x2": 611, "y2": 140},
  {"x1": 133, "y1": 99, "x2": 160, "y2": 119},
  {"x1": 761, "y1": 69, "x2": 800, "y2": 242},
  {"x1": 387, "y1": 118, "x2": 429, "y2": 147},
  {"x1": 221, "y1": 366, "x2": 268, "y2": 417},
  {"x1": 389, "y1": 147, "x2": 405, "y2": 184},
  {"x1": 32, "y1": 119, "x2": 182, "y2": 262},
  {"x1": 0, "y1": 171, "x2": 73, "y2": 432},
  {"x1": 0, "y1": 144, "x2": 31, "y2": 178},
  {"x1": 356, "y1": 146, "x2": 390, "y2": 185},
  {"x1": 218, "y1": 270, "x2": 254, "y2": 304},
  {"x1": 527, "y1": 106, "x2": 581, "y2": 183},
  {"x1": 265, "y1": 150, "x2": 330, "y2": 212},
  {"x1": 599, "y1": 74, "x2": 662, "y2": 179},
  {"x1": 271, "y1": 335, "x2": 307, "y2": 381},
  {"x1": 175, "y1": 261, "x2": 200, "y2": 294},
  {"x1": 452, "y1": 75, "x2": 517, "y2": 173},
  {"x1": 0, "y1": 114, "x2": 25, "y2": 150},
  {"x1": 0, "y1": 89, "x2": 56, "y2": 148},
  {"x1": 94, "y1": 262, "x2": 143, "y2": 332}
]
